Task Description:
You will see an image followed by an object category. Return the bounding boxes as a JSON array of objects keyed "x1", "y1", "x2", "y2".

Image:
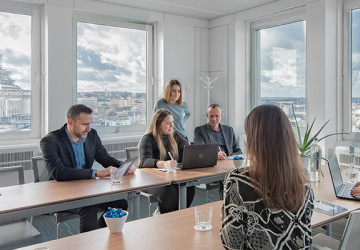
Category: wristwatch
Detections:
[{"x1": 94, "y1": 169, "x2": 98, "y2": 177}]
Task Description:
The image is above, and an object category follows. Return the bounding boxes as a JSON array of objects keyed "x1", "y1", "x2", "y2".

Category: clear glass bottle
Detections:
[{"x1": 309, "y1": 138, "x2": 322, "y2": 182}]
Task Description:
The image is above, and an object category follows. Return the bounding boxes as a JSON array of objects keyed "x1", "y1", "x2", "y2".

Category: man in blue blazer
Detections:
[
  {"x1": 194, "y1": 104, "x2": 241, "y2": 159},
  {"x1": 40, "y1": 104, "x2": 135, "y2": 233}
]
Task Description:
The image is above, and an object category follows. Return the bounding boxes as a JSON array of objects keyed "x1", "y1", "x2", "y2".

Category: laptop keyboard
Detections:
[{"x1": 339, "y1": 184, "x2": 354, "y2": 196}]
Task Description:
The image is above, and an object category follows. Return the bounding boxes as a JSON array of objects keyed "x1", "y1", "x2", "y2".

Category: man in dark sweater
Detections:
[{"x1": 40, "y1": 104, "x2": 135, "y2": 233}]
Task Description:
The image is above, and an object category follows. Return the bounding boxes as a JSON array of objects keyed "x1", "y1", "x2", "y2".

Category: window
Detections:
[
  {"x1": 0, "y1": 3, "x2": 40, "y2": 139},
  {"x1": 74, "y1": 15, "x2": 153, "y2": 135},
  {"x1": 251, "y1": 19, "x2": 306, "y2": 128}
]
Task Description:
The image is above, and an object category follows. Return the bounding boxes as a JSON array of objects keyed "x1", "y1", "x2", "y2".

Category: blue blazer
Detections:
[
  {"x1": 194, "y1": 123, "x2": 241, "y2": 156},
  {"x1": 40, "y1": 124, "x2": 121, "y2": 181}
]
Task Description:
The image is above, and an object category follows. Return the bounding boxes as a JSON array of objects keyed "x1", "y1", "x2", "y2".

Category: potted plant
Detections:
[{"x1": 292, "y1": 105, "x2": 346, "y2": 159}]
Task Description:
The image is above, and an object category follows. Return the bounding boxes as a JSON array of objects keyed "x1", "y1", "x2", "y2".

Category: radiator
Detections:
[{"x1": 0, "y1": 145, "x2": 40, "y2": 170}]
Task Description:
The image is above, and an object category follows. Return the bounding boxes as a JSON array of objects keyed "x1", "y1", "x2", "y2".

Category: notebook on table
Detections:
[
  {"x1": 327, "y1": 155, "x2": 360, "y2": 200},
  {"x1": 179, "y1": 144, "x2": 218, "y2": 170}
]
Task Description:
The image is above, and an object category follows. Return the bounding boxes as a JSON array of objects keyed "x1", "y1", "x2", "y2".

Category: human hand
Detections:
[
  {"x1": 97, "y1": 166, "x2": 118, "y2": 178},
  {"x1": 217, "y1": 151, "x2": 226, "y2": 160},
  {"x1": 351, "y1": 182, "x2": 360, "y2": 196},
  {"x1": 125, "y1": 164, "x2": 137, "y2": 175}
]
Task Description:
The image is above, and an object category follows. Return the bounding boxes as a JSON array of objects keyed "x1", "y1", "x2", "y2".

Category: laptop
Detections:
[
  {"x1": 328, "y1": 155, "x2": 360, "y2": 200},
  {"x1": 179, "y1": 144, "x2": 218, "y2": 170}
]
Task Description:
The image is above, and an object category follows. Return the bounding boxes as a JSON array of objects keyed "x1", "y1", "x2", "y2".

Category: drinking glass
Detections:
[
  {"x1": 110, "y1": 168, "x2": 123, "y2": 184},
  {"x1": 165, "y1": 160, "x2": 177, "y2": 173},
  {"x1": 194, "y1": 206, "x2": 213, "y2": 231},
  {"x1": 348, "y1": 166, "x2": 359, "y2": 183}
]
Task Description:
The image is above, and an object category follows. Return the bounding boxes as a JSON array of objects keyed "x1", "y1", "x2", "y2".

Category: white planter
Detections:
[
  {"x1": 300, "y1": 156, "x2": 310, "y2": 174},
  {"x1": 103, "y1": 211, "x2": 128, "y2": 233}
]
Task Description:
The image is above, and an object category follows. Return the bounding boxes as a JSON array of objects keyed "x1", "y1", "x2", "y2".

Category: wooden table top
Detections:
[
  {"x1": 311, "y1": 165, "x2": 360, "y2": 227},
  {"x1": 18, "y1": 201, "x2": 224, "y2": 250},
  {"x1": 142, "y1": 159, "x2": 236, "y2": 183},
  {"x1": 0, "y1": 169, "x2": 170, "y2": 216}
]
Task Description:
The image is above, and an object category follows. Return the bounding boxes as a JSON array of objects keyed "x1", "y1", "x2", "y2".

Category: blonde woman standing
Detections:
[
  {"x1": 138, "y1": 109, "x2": 195, "y2": 213},
  {"x1": 221, "y1": 105, "x2": 314, "y2": 249},
  {"x1": 154, "y1": 80, "x2": 190, "y2": 140}
]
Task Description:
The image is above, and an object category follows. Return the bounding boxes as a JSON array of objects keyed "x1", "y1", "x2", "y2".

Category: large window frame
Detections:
[
  {"x1": 73, "y1": 14, "x2": 154, "y2": 136},
  {"x1": 0, "y1": 2, "x2": 41, "y2": 142},
  {"x1": 343, "y1": 0, "x2": 360, "y2": 140},
  {"x1": 250, "y1": 11, "x2": 306, "y2": 112}
]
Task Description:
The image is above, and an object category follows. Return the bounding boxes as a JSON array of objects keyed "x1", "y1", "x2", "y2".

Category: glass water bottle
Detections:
[{"x1": 310, "y1": 138, "x2": 322, "y2": 182}]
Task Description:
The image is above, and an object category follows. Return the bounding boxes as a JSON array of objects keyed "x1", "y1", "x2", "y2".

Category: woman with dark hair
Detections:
[
  {"x1": 138, "y1": 109, "x2": 195, "y2": 213},
  {"x1": 153, "y1": 80, "x2": 190, "y2": 140},
  {"x1": 221, "y1": 105, "x2": 314, "y2": 249}
]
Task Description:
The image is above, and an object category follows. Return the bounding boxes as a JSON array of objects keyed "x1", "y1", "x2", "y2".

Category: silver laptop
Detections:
[
  {"x1": 328, "y1": 155, "x2": 360, "y2": 200},
  {"x1": 179, "y1": 144, "x2": 218, "y2": 170}
]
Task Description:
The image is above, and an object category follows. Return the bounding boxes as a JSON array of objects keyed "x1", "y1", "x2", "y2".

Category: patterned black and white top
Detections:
[{"x1": 221, "y1": 168, "x2": 314, "y2": 250}]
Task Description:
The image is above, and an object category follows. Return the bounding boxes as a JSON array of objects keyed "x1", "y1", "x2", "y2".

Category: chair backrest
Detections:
[
  {"x1": 339, "y1": 210, "x2": 360, "y2": 249},
  {"x1": 125, "y1": 147, "x2": 138, "y2": 160},
  {"x1": 0, "y1": 166, "x2": 25, "y2": 187},
  {"x1": 32, "y1": 156, "x2": 49, "y2": 182}
]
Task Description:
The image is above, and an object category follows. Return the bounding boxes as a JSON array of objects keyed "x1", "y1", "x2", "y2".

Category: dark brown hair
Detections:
[{"x1": 245, "y1": 104, "x2": 307, "y2": 212}]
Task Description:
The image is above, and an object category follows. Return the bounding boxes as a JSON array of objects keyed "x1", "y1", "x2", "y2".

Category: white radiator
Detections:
[{"x1": 0, "y1": 145, "x2": 40, "y2": 170}]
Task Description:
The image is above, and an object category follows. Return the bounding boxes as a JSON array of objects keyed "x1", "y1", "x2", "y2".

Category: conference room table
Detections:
[
  {"x1": 0, "y1": 169, "x2": 171, "y2": 224},
  {"x1": 16, "y1": 161, "x2": 360, "y2": 250},
  {"x1": 311, "y1": 164, "x2": 360, "y2": 230},
  {"x1": 143, "y1": 159, "x2": 236, "y2": 209},
  {"x1": 18, "y1": 201, "x2": 224, "y2": 250}
]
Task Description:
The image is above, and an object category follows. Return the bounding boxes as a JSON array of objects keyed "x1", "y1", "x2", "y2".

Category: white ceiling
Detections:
[{"x1": 96, "y1": 0, "x2": 279, "y2": 20}]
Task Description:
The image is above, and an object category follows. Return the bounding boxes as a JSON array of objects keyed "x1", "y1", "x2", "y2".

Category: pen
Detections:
[
  {"x1": 168, "y1": 152, "x2": 174, "y2": 161},
  {"x1": 218, "y1": 146, "x2": 222, "y2": 152}
]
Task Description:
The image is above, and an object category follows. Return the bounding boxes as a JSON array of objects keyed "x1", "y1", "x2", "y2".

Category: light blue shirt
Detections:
[
  {"x1": 65, "y1": 126, "x2": 86, "y2": 170},
  {"x1": 153, "y1": 99, "x2": 190, "y2": 139}
]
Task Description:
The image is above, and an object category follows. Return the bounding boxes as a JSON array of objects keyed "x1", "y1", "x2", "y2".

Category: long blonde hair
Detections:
[
  {"x1": 245, "y1": 104, "x2": 308, "y2": 212},
  {"x1": 147, "y1": 109, "x2": 179, "y2": 160},
  {"x1": 162, "y1": 80, "x2": 183, "y2": 106}
]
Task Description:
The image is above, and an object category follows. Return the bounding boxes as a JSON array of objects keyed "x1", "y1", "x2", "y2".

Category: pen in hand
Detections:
[{"x1": 168, "y1": 152, "x2": 174, "y2": 161}]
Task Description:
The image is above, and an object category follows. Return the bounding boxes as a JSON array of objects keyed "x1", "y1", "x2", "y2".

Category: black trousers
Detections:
[
  {"x1": 69, "y1": 199, "x2": 128, "y2": 233},
  {"x1": 145, "y1": 184, "x2": 195, "y2": 214}
]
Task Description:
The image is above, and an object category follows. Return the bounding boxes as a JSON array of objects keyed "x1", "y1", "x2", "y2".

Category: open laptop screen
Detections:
[{"x1": 328, "y1": 155, "x2": 344, "y2": 194}]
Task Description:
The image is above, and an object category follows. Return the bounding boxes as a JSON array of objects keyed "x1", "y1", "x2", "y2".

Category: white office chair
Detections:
[
  {"x1": 0, "y1": 166, "x2": 42, "y2": 249},
  {"x1": 32, "y1": 156, "x2": 79, "y2": 239},
  {"x1": 313, "y1": 210, "x2": 360, "y2": 250},
  {"x1": 124, "y1": 147, "x2": 159, "y2": 216}
]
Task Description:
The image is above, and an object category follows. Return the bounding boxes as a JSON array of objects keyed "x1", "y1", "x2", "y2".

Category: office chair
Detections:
[
  {"x1": 32, "y1": 156, "x2": 79, "y2": 238},
  {"x1": 313, "y1": 210, "x2": 360, "y2": 250},
  {"x1": 0, "y1": 166, "x2": 41, "y2": 249},
  {"x1": 124, "y1": 147, "x2": 159, "y2": 216}
]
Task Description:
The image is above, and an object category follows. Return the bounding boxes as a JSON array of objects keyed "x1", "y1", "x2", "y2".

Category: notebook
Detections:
[
  {"x1": 327, "y1": 155, "x2": 360, "y2": 200},
  {"x1": 179, "y1": 144, "x2": 218, "y2": 170}
]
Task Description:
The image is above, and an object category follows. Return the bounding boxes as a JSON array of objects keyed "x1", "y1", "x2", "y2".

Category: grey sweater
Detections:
[{"x1": 138, "y1": 132, "x2": 189, "y2": 168}]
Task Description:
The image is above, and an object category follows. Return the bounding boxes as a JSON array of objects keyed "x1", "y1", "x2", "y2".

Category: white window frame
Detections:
[
  {"x1": 0, "y1": 1, "x2": 41, "y2": 142},
  {"x1": 249, "y1": 10, "x2": 306, "y2": 110},
  {"x1": 343, "y1": 0, "x2": 360, "y2": 140},
  {"x1": 73, "y1": 13, "x2": 154, "y2": 136}
]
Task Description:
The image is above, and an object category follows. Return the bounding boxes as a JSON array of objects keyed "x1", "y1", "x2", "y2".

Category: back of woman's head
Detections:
[
  {"x1": 245, "y1": 104, "x2": 307, "y2": 212},
  {"x1": 162, "y1": 80, "x2": 183, "y2": 106}
]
